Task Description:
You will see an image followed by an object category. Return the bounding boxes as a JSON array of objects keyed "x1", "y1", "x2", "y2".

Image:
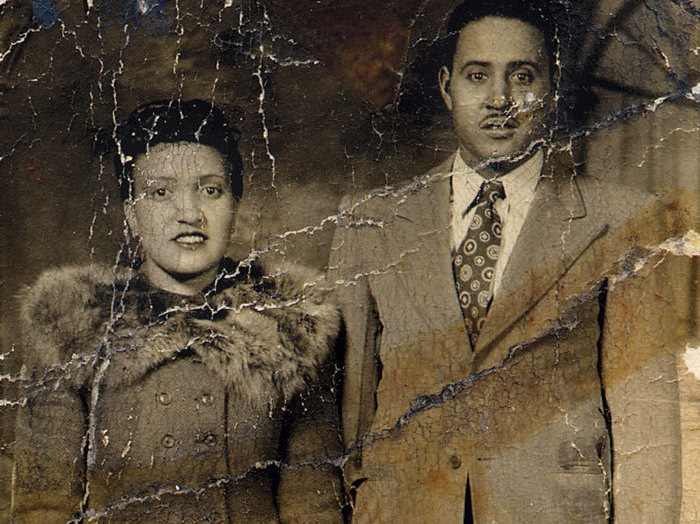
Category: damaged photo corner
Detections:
[{"x1": 0, "y1": 0, "x2": 698, "y2": 522}]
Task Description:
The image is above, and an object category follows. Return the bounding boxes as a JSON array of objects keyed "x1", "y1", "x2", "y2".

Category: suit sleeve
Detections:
[
  {"x1": 600, "y1": 205, "x2": 687, "y2": 522},
  {"x1": 327, "y1": 198, "x2": 382, "y2": 487},
  {"x1": 12, "y1": 348, "x2": 87, "y2": 523}
]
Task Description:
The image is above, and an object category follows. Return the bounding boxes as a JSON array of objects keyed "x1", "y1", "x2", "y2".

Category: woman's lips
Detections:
[{"x1": 172, "y1": 232, "x2": 208, "y2": 245}]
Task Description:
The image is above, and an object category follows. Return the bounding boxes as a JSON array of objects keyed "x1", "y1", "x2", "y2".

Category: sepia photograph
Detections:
[{"x1": 0, "y1": 0, "x2": 698, "y2": 522}]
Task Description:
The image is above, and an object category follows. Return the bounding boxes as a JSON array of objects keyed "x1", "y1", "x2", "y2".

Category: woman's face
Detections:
[{"x1": 125, "y1": 141, "x2": 237, "y2": 294}]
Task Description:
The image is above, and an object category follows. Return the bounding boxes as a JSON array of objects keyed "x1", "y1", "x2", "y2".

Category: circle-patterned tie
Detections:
[{"x1": 453, "y1": 180, "x2": 505, "y2": 347}]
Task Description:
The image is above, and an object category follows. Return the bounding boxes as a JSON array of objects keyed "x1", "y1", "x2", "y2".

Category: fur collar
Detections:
[{"x1": 21, "y1": 262, "x2": 339, "y2": 406}]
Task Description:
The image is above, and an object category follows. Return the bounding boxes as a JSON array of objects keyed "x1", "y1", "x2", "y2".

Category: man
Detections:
[{"x1": 330, "y1": 1, "x2": 683, "y2": 522}]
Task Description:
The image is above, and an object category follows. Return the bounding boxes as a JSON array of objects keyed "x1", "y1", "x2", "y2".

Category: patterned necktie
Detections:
[{"x1": 453, "y1": 179, "x2": 505, "y2": 346}]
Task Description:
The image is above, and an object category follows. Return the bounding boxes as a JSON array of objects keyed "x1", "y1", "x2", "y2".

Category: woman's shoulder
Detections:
[
  {"x1": 19, "y1": 264, "x2": 131, "y2": 368},
  {"x1": 220, "y1": 260, "x2": 339, "y2": 335},
  {"x1": 209, "y1": 261, "x2": 341, "y2": 401}
]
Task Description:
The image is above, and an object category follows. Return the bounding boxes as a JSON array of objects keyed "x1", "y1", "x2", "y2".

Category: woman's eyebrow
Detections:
[
  {"x1": 198, "y1": 174, "x2": 228, "y2": 183},
  {"x1": 459, "y1": 60, "x2": 490, "y2": 73},
  {"x1": 143, "y1": 176, "x2": 176, "y2": 185}
]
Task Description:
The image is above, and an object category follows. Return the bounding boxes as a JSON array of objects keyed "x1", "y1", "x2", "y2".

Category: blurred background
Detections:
[{"x1": 0, "y1": 0, "x2": 698, "y2": 519}]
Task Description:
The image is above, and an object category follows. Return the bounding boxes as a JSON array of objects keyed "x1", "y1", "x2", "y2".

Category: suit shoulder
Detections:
[
  {"x1": 574, "y1": 176, "x2": 679, "y2": 254},
  {"x1": 337, "y1": 154, "x2": 453, "y2": 218},
  {"x1": 576, "y1": 175, "x2": 659, "y2": 223}
]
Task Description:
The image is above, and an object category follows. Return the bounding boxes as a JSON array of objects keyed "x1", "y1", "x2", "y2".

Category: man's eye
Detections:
[
  {"x1": 512, "y1": 71, "x2": 534, "y2": 85},
  {"x1": 202, "y1": 186, "x2": 223, "y2": 198},
  {"x1": 467, "y1": 71, "x2": 487, "y2": 83}
]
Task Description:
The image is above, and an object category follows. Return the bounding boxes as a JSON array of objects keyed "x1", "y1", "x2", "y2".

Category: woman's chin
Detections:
[{"x1": 142, "y1": 257, "x2": 222, "y2": 292}]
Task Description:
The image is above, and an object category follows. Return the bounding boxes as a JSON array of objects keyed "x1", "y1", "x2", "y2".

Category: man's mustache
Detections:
[{"x1": 480, "y1": 95, "x2": 549, "y2": 128}]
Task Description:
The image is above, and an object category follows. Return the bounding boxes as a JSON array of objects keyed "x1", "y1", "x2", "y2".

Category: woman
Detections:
[{"x1": 12, "y1": 100, "x2": 345, "y2": 523}]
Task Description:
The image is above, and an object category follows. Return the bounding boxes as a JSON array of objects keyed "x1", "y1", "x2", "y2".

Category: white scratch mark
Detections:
[
  {"x1": 635, "y1": 126, "x2": 699, "y2": 168},
  {"x1": 253, "y1": 40, "x2": 277, "y2": 187},
  {"x1": 0, "y1": 26, "x2": 41, "y2": 65},
  {"x1": 657, "y1": 230, "x2": 700, "y2": 257},
  {"x1": 121, "y1": 434, "x2": 133, "y2": 458},
  {"x1": 683, "y1": 344, "x2": 700, "y2": 380},
  {"x1": 689, "y1": 82, "x2": 700, "y2": 102}
]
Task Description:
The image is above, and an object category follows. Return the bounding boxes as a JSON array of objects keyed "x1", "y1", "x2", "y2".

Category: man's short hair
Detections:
[
  {"x1": 114, "y1": 99, "x2": 243, "y2": 201},
  {"x1": 442, "y1": 0, "x2": 559, "y2": 75}
]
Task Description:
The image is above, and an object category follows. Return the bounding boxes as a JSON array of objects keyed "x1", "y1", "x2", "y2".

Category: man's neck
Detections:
[{"x1": 458, "y1": 148, "x2": 539, "y2": 179}]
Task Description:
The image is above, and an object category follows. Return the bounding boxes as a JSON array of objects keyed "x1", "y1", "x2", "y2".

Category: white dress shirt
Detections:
[{"x1": 450, "y1": 149, "x2": 543, "y2": 297}]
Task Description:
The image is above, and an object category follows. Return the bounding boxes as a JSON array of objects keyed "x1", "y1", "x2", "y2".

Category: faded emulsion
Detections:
[{"x1": 0, "y1": 0, "x2": 698, "y2": 522}]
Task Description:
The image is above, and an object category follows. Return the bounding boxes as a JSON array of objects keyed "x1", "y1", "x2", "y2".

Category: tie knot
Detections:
[{"x1": 480, "y1": 180, "x2": 505, "y2": 204}]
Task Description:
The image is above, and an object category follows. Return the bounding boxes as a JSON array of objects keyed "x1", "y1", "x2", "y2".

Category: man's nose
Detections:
[
  {"x1": 486, "y1": 78, "x2": 512, "y2": 111},
  {"x1": 175, "y1": 191, "x2": 204, "y2": 225}
]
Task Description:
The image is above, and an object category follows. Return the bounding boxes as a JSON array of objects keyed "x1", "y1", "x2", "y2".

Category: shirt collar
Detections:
[{"x1": 450, "y1": 149, "x2": 544, "y2": 211}]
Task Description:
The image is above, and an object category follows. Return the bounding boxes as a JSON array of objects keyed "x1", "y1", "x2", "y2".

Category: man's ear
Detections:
[
  {"x1": 123, "y1": 199, "x2": 138, "y2": 238},
  {"x1": 438, "y1": 66, "x2": 453, "y2": 111}
]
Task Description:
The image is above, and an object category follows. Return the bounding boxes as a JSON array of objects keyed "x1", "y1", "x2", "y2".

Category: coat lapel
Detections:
[
  {"x1": 373, "y1": 151, "x2": 610, "y2": 376},
  {"x1": 473, "y1": 155, "x2": 608, "y2": 366},
  {"x1": 374, "y1": 155, "x2": 471, "y2": 348}
]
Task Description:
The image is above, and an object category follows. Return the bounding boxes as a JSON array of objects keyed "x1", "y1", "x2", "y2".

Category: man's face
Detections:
[
  {"x1": 125, "y1": 141, "x2": 236, "y2": 289},
  {"x1": 439, "y1": 16, "x2": 553, "y2": 168}
]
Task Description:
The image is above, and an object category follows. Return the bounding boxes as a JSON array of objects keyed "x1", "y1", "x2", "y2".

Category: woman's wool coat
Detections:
[{"x1": 12, "y1": 262, "x2": 344, "y2": 523}]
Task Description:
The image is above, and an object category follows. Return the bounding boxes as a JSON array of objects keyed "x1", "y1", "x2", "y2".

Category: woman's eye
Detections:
[
  {"x1": 202, "y1": 186, "x2": 223, "y2": 198},
  {"x1": 150, "y1": 188, "x2": 171, "y2": 200}
]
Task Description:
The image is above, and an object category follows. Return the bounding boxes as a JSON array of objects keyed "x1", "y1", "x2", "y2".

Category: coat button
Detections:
[
  {"x1": 201, "y1": 393, "x2": 214, "y2": 406},
  {"x1": 449, "y1": 454, "x2": 462, "y2": 469},
  {"x1": 157, "y1": 392, "x2": 172, "y2": 405},
  {"x1": 161, "y1": 434, "x2": 175, "y2": 448},
  {"x1": 204, "y1": 434, "x2": 217, "y2": 447}
]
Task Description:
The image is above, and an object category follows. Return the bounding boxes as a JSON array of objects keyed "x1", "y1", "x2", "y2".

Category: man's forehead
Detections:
[{"x1": 452, "y1": 16, "x2": 548, "y2": 65}]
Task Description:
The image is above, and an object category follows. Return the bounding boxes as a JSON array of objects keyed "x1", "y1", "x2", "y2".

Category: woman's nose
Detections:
[{"x1": 175, "y1": 191, "x2": 204, "y2": 225}]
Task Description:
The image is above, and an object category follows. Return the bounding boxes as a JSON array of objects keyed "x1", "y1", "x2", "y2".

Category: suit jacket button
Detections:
[
  {"x1": 161, "y1": 434, "x2": 175, "y2": 448},
  {"x1": 157, "y1": 392, "x2": 172, "y2": 405},
  {"x1": 204, "y1": 434, "x2": 217, "y2": 447},
  {"x1": 449, "y1": 454, "x2": 462, "y2": 469},
  {"x1": 201, "y1": 393, "x2": 214, "y2": 406}
]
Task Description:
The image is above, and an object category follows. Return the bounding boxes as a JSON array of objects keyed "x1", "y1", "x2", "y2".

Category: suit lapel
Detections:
[
  {"x1": 375, "y1": 156, "x2": 471, "y2": 348},
  {"x1": 473, "y1": 157, "x2": 607, "y2": 364},
  {"x1": 373, "y1": 152, "x2": 609, "y2": 376}
]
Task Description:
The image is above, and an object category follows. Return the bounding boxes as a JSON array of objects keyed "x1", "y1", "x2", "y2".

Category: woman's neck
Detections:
[{"x1": 141, "y1": 260, "x2": 219, "y2": 296}]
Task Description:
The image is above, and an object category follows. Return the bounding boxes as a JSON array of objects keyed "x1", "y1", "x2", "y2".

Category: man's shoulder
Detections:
[
  {"x1": 576, "y1": 175, "x2": 656, "y2": 218},
  {"x1": 573, "y1": 175, "x2": 667, "y2": 242},
  {"x1": 337, "y1": 154, "x2": 454, "y2": 219}
]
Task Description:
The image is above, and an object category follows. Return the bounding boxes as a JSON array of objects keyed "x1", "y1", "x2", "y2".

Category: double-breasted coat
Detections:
[
  {"x1": 13, "y1": 261, "x2": 345, "y2": 523},
  {"x1": 329, "y1": 151, "x2": 686, "y2": 523}
]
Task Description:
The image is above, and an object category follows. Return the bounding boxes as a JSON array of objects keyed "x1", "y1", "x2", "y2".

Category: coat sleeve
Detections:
[
  {"x1": 600, "y1": 205, "x2": 687, "y2": 522},
  {"x1": 326, "y1": 198, "x2": 382, "y2": 488},
  {"x1": 12, "y1": 347, "x2": 88, "y2": 523},
  {"x1": 277, "y1": 357, "x2": 346, "y2": 524}
]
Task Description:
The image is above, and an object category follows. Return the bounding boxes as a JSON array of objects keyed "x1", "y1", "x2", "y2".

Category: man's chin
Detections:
[{"x1": 481, "y1": 143, "x2": 539, "y2": 172}]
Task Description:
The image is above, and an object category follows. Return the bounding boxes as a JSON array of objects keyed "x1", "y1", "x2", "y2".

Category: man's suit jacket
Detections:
[{"x1": 329, "y1": 151, "x2": 685, "y2": 523}]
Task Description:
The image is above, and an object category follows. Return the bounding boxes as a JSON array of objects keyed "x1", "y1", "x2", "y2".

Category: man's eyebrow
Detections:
[
  {"x1": 457, "y1": 60, "x2": 543, "y2": 74},
  {"x1": 509, "y1": 60, "x2": 541, "y2": 73}
]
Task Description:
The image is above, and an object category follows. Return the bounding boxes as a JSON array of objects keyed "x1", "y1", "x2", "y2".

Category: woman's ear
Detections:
[{"x1": 438, "y1": 66, "x2": 453, "y2": 111}]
